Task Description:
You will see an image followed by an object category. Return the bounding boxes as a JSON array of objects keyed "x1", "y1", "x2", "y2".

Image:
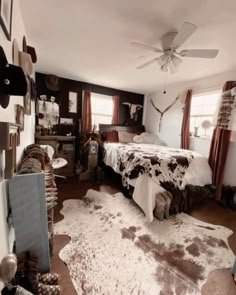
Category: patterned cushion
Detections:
[{"x1": 104, "y1": 130, "x2": 119, "y2": 142}]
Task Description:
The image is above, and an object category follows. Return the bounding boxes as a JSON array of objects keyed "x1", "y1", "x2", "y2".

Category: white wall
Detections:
[
  {"x1": 0, "y1": 0, "x2": 35, "y2": 276},
  {"x1": 144, "y1": 69, "x2": 236, "y2": 185}
]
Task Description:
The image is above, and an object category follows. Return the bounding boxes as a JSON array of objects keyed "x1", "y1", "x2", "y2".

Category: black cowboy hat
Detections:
[
  {"x1": 45, "y1": 74, "x2": 61, "y2": 91},
  {"x1": 0, "y1": 46, "x2": 27, "y2": 109}
]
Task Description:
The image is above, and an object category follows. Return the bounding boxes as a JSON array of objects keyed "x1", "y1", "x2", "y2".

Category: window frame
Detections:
[
  {"x1": 190, "y1": 89, "x2": 221, "y2": 138},
  {"x1": 90, "y1": 92, "x2": 113, "y2": 129}
]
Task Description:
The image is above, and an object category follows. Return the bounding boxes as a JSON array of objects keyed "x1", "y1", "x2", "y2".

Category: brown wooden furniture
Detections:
[
  {"x1": 35, "y1": 135, "x2": 76, "y2": 176},
  {"x1": 99, "y1": 124, "x2": 145, "y2": 134}
]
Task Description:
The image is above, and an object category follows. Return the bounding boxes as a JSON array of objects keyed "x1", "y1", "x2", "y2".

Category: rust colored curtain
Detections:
[
  {"x1": 181, "y1": 89, "x2": 192, "y2": 149},
  {"x1": 112, "y1": 95, "x2": 119, "y2": 124},
  {"x1": 81, "y1": 90, "x2": 92, "y2": 134},
  {"x1": 208, "y1": 81, "x2": 235, "y2": 200}
]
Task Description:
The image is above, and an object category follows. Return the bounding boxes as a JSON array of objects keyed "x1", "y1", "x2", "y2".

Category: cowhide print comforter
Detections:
[
  {"x1": 104, "y1": 143, "x2": 211, "y2": 189},
  {"x1": 104, "y1": 143, "x2": 212, "y2": 222},
  {"x1": 118, "y1": 143, "x2": 195, "y2": 188}
]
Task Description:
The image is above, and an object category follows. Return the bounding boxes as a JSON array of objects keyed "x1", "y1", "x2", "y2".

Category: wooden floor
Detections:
[{"x1": 51, "y1": 176, "x2": 236, "y2": 295}]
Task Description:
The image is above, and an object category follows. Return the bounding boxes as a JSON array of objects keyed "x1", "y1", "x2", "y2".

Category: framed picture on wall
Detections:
[
  {"x1": 68, "y1": 92, "x2": 78, "y2": 113},
  {"x1": 60, "y1": 118, "x2": 73, "y2": 124},
  {"x1": 0, "y1": 0, "x2": 13, "y2": 41},
  {"x1": 15, "y1": 104, "x2": 24, "y2": 131}
]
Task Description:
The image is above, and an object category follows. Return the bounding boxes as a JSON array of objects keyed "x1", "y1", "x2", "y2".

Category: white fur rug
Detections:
[{"x1": 55, "y1": 189, "x2": 234, "y2": 295}]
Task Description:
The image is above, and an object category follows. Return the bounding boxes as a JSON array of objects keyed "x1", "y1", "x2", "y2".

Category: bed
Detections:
[{"x1": 99, "y1": 124, "x2": 213, "y2": 222}]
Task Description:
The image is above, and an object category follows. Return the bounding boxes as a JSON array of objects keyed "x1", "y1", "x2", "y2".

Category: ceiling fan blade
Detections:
[
  {"x1": 156, "y1": 54, "x2": 169, "y2": 66},
  {"x1": 179, "y1": 49, "x2": 219, "y2": 58},
  {"x1": 171, "y1": 22, "x2": 197, "y2": 49},
  {"x1": 131, "y1": 42, "x2": 163, "y2": 53},
  {"x1": 137, "y1": 58, "x2": 158, "y2": 69}
]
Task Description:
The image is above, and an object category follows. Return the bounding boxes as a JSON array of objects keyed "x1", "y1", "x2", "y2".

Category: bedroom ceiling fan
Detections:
[{"x1": 132, "y1": 22, "x2": 219, "y2": 74}]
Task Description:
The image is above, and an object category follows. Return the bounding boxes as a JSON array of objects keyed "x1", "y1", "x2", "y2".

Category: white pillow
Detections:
[
  {"x1": 133, "y1": 132, "x2": 167, "y2": 146},
  {"x1": 133, "y1": 135, "x2": 143, "y2": 143}
]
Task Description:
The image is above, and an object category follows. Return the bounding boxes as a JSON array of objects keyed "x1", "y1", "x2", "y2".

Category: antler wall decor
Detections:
[{"x1": 150, "y1": 96, "x2": 180, "y2": 131}]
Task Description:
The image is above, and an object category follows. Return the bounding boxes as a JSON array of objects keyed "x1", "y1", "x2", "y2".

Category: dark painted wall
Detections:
[{"x1": 36, "y1": 72, "x2": 144, "y2": 135}]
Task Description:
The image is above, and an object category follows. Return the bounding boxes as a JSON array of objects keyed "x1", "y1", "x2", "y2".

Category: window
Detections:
[
  {"x1": 91, "y1": 93, "x2": 113, "y2": 129},
  {"x1": 190, "y1": 90, "x2": 221, "y2": 138}
]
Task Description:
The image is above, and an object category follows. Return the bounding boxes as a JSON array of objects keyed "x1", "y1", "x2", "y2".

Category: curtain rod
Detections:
[
  {"x1": 192, "y1": 86, "x2": 222, "y2": 94},
  {"x1": 193, "y1": 81, "x2": 236, "y2": 94}
]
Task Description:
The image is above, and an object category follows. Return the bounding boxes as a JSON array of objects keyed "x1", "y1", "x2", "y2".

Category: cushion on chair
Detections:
[
  {"x1": 40, "y1": 145, "x2": 54, "y2": 160},
  {"x1": 52, "y1": 158, "x2": 68, "y2": 169}
]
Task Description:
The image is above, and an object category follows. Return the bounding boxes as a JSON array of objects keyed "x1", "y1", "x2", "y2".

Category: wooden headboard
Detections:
[{"x1": 99, "y1": 124, "x2": 145, "y2": 134}]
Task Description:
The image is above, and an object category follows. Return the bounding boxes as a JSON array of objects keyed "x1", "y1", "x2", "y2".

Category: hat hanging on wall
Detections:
[
  {"x1": 12, "y1": 39, "x2": 33, "y2": 75},
  {"x1": 22, "y1": 36, "x2": 37, "y2": 63},
  {"x1": 0, "y1": 46, "x2": 27, "y2": 109},
  {"x1": 12, "y1": 39, "x2": 34, "y2": 113},
  {"x1": 45, "y1": 74, "x2": 61, "y2": 91},
  {"x1": 24, "y1": 75, "x2": 32, "y2": 115},
  {"x1": 30, "y1": 77, "x2": 37, "y2": 100},
  {"x1": 12, "y1": 39, "x2": 19, "y2": 66},
  {"x1": 19, "y1": 51, "x2": 33, "y2": 76}
]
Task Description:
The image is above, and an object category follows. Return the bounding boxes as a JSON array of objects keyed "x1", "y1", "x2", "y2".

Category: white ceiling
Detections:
[{"x1": 20, "y1": 0, "x2": 236, "y2": 94}]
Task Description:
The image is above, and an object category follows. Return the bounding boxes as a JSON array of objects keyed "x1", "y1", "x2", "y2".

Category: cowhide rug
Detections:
[{"x1": 54, "y1": 189, "x2": 234, "y2": 295}]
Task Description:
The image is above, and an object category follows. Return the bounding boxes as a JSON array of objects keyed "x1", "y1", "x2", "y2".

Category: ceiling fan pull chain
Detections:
[{"x1": 163, "y1": 69, "x2": 168, "y2": 94}]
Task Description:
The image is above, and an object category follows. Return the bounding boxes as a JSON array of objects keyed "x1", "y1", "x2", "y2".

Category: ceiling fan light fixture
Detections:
[
  {"x1": 157, "y1": 54, "x2": 169, "y2": 66},
  {"x1": 169, "y1": 60, "x2": 178, "y2": 74},
  {"x1": 160, "y1": 63, "x2": 169, "y2": 72},
  {"x1": 171, "y1": 55, "x2": 183, "y2": 68}
]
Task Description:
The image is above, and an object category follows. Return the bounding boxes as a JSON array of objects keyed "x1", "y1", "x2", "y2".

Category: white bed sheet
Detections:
[{"x1": 104, "y1": 143, "x2": 212, "y2": 222}]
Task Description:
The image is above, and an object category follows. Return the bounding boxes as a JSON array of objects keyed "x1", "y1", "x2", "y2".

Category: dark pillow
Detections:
[{"x1": 103, "y1": 130, "x2": 119, "y2": 142}]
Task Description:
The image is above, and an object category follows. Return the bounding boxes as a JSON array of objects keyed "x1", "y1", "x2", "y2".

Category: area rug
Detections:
[{"x1": 54, "y1": 189, "x2": 234, "y2": 295}]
